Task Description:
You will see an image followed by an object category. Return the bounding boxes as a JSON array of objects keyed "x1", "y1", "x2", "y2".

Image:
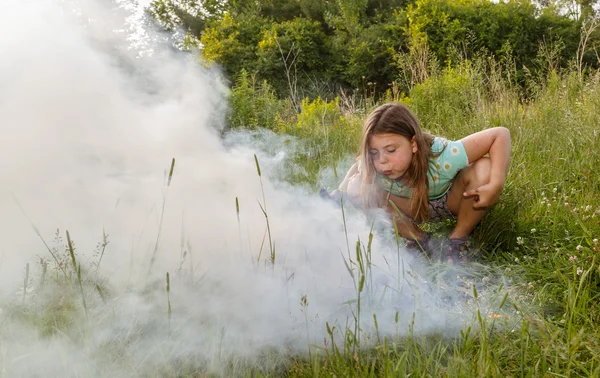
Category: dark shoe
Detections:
[
  {"x1": 445, "y1": 238, "x2": 478, "y2": 264},
  {"x1": 319, "y1": 188, "x2": 342, "y2": 207},
  {"x1": 405, "y1": 233, "x2": 434, "y2": 255}
]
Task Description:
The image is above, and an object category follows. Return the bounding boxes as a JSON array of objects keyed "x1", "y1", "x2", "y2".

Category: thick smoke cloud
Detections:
[{"x1": 0, "y1": 1, "x2": 488, "y2": 376}]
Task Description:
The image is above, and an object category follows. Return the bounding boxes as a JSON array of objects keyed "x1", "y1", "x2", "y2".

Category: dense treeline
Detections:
[{"x1": 149, "y1": 0, "x2": 598, "y2": 99}]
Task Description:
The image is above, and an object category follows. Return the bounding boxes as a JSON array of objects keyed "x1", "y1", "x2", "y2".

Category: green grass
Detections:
[
  {"x1": 227, "y1": 64, "x2": 600, "y2": 376},
  {"x1": 2, "y1": 64, "x2": 600, "y2": 377}
]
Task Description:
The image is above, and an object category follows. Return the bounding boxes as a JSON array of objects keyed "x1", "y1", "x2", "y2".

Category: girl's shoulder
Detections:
[{"x1": 431, "y1": 136, "x2": 450, "y2": 153}]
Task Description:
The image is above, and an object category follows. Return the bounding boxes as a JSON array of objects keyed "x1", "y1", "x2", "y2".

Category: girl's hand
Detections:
[{"x1": 463, "y1": 182, "x2": 503, "y2": 209}]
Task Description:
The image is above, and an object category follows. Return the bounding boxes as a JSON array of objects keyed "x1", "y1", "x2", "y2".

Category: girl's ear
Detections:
[{"x1": 411, "y1": 136, "x2": 418, "y2": 153}]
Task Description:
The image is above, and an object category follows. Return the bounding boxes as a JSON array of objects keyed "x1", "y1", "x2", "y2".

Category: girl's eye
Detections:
[
  {"x1": 369, "y1": 150, "x2": 378, "y2": 156},
  {"x1": 387, "y1": 149, "x2": 396, "y2": 153}
]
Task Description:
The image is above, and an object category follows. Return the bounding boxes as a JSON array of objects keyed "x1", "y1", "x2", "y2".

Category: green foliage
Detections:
[
  {"x1": 151, "y1": 0, "x2": 591, "y2": 99},
  {"x1": 256, "y1": 18, "x2": 331, "y2": 96},
  {"x1": 332, "y1": 18, "x2": 407, "y2": 89},
  {"x1": 200, "y1": 12, "x2": 270, "y2": 76},
  {"x1": 405, "y1": 0, "x2": 582, "y2": 84},
  {"x1": 407, "y1": 61, "x2": 483, "y2": 135},
  {"x1": 228, "y1": 69, "x2": 284, "y2": 130},
  {"x1": 277, "y1": 97, "x2": 363, "y2": 185}
]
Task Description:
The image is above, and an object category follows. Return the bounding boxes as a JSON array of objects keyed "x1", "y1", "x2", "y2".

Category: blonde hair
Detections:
[{"x1": 358, "y1": 102, "x2": 435, "y2": 222}]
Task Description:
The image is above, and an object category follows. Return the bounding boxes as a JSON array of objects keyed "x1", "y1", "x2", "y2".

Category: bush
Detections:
[{"x1": 227, "y1": 69, "x2": 284, "y2": 130}]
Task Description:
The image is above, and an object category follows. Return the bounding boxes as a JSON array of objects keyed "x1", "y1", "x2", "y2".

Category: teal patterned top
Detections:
[{"x1": 377, "y1": 137, "x2": 469, "y2": 199}]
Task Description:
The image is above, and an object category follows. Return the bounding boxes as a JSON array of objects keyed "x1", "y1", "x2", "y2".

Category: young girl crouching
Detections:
[{"x1": 327, "y1": 102, "x2": 511, "y2": 263}]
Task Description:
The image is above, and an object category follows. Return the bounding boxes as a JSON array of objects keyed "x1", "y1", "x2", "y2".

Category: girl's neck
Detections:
[{"x1": 394, "y1": 172, "x2": 410, "y2": 186}]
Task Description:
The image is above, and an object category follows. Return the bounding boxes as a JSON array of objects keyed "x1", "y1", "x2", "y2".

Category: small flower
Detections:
[
  {"x1": 564, "y1": 202, "x2": 569, "y2": 207},
  {"x1": 564, "y1": 195, "x2": 569, "y2": 201},
  {"x1": 571, "y1": 188, "x2": 576, "y2": 194},
  {"x1": 570, "y1": 255, "x2": 577, "y2": 262},
  {"x1": 531, "y1": 228, "x2": 537, "y2": 234},
  {"x1": 576, "y1": 245, "x2": 583, "y2": 252},
  {"x1": 553, "y1": 187, "x2": 558, "y2": 193},
  {"x1": 593, "y1": 238, "x2": 598, "y2": 245},
  {"x1": 585, "y1": 205, "x2": 592, "y2": 212},
  {"x1": 516, "y1": 236, "x2": 524, "y2": 245},
  {"x1": 577, "y1": 267, "x2": 583, "y2": 276},
  {"x1": 541, "y1": 191, "x2": 546, "y2": 197},
  {"x1": 574, "y1": 208, "x2": 579, "y2": 213}
]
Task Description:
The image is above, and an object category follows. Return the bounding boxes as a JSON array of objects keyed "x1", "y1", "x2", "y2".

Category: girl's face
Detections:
[{"x1": 368, "y1": 133, "x2": 416, "y2": 180}]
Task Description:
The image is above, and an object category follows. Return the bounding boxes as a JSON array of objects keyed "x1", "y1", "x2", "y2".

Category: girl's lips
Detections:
[{"x1": 382, "y1": 170, "x2": 393, "y2": 175}]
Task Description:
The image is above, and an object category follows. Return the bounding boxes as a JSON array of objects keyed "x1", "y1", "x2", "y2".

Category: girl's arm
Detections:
[
  {"x1": 324, "y1": 161, "x2": 363, "y2": 208},
  {"x1": 460, "y1": 127, "x2": 511, "y2": 206}
]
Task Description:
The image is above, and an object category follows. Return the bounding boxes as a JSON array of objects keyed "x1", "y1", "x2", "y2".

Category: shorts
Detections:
[{"x1": 428, "y1": 191, "x2": 457, "y2": 222}]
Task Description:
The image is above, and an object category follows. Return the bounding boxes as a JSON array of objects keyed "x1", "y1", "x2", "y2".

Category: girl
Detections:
[{"x1": 326, "y1": 102, "x2": 511, "y2": 263}]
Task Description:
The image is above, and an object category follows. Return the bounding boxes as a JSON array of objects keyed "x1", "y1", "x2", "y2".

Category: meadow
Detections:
[
  {"x1": 222, "y1": 56, "x2": 600, "y2": 376},
  {"x1": 1, "y1": 1, "x2": 600, "y2": 376}
]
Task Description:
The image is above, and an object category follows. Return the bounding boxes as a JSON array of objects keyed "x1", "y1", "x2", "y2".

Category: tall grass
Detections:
[
  {"x1": 223, "y1": 56, "x2": 600, "y2": 375},
  {"x1": 3, "y1": 57, "x2": 600, "y2": 377}
]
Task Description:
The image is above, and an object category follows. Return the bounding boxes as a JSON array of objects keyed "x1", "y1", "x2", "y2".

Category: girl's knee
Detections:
[{"x1": 463, "y1": 157, "x2": 491, "y2": 186}]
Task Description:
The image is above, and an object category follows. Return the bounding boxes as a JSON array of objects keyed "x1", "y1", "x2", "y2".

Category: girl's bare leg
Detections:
[
  {"x1": 445, "y1": 157, "x2": 493, "y2": 239},
  {"x1": 387, "y1": 195, "x2": 428, "y2": 241}
]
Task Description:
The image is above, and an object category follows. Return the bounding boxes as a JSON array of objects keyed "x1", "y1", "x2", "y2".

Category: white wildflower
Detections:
[
  {"x1": 576, "y1": 245, "x2": 583, "y2": 252},
  {"x1": 516, "y1": 236, "x2": 524, "y2": 245},
  {"x1": 553, "y1": 187, "x2": 558, "y2": 193},
  {"x1": 531, "y1": 228, "x2": 537, "y2": 234},
  {"x1": 593, "y1": 239, "x2": 598, "y2": 245},
  {"x1": 577, "y1": 267, "x2": 583, "y2": 276},
  {"x1": 570, "y1": 255, "x2": 577, "y2": 262}
]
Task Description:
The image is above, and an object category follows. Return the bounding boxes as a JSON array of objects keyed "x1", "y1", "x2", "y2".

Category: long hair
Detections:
[{"x1": 358, "y1": 102, "x2": 435, "y2": 222}]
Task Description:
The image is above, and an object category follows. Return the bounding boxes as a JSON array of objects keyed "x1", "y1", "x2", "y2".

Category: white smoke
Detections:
[{"x1": 0, "y1": 0, "x2": 506, "y2": 376}]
